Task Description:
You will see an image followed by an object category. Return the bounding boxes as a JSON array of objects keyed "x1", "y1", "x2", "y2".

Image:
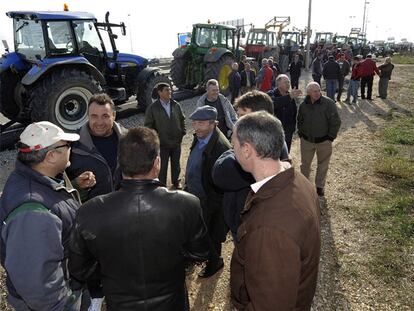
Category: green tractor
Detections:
[{"x1": 170, "y1": 23, "x2": 243, "y2": 95}]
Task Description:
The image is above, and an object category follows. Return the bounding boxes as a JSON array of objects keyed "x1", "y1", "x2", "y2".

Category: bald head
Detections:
[{"x1": 306, "y1": 82, "x2": 322, "y2": 103}]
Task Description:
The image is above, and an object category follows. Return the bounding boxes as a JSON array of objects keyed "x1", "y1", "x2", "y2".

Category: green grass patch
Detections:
[
  {"x1": 391, "y1": 54, "x2": 414, "y2": 64},
  {"x1": 375, "y1": 157, "x2": 414, "y2": 186},
  {"x1": 383, "y1": 117, "x2": 414, "y2": 145},
  {"x1": 367, "y1": 114, "x2": 414, "y2": 285}
]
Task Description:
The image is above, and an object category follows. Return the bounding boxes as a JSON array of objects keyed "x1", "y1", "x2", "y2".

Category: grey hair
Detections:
[
  {"x1": 276, "y1": 74, "x2": 290, "y2": 84},
  {"x1": 206, "y1": 79, "x2": 219, "y2": 88},
  {"x1": 261, "y1": 58, "x2": 268, "y2": 64},
  {"x1": 235, "y1": 111, "x2": 285, "y2": 160},
  {"x1": 17, "y1": 143, "x2": 50, "y2": 166},
  {"x1": 306, "y1": 81, "x2": 321, "y2": 93}
]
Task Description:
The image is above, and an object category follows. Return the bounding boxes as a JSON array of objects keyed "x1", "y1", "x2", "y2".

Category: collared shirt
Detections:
[
  {"x1": 250, "y1": 174, "x2": 276, "y2": 193},
  {"x1": 196, "y1": 131, "x2": 213, "y2": 150},
  {"x1": 160, "y1": 99, "x2": 171, "y2": 118}
]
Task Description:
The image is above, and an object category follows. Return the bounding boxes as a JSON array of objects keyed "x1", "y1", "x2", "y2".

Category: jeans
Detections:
[
  {"x1": 325, "y1": 79, "x2": 337, "y2": 101},
  {"x1": 378, "y1": 77, "x2": 390, "y2": 98},
  {"x1": 346, "y1": 79, "x2": 360, "y2": 103}
]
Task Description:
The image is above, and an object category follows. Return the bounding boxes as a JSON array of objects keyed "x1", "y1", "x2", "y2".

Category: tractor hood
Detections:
[{"x1": 107, "y1": 52, "x2": 148, "y2": 68}]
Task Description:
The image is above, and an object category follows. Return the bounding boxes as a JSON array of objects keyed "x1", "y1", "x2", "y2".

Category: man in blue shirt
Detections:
[{"x1": 185, "y1": 106, "x2": 231, "y2": 278}]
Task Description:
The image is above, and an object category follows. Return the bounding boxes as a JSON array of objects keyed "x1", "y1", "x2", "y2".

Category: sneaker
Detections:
[{"x1": 88, "y1": 298, "x2": 104, "y2": 311}]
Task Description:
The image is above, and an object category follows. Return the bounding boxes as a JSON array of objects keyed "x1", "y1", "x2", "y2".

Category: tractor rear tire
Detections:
[
  {"x1": 28, "y1": 68, "x2": 102, "y2": 132},
  {"x1": 170, "y1": 58, "x2": 187, "y2": 89},
  {"x1": 0, "y1": 71, "x2": 21, "y2": 120},
  {"x1": 137, "y1": 72, "x2": 171, "y2": 109},
  {"x1": 204, "y1": 55, "x2": 234, "y2": 96}
]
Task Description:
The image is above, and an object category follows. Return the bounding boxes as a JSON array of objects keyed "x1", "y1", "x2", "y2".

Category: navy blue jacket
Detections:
[{"x1": 268, "y1": 88, "x2": 298, "y2": 134}]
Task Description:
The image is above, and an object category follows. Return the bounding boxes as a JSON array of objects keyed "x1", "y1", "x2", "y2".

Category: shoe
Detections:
[
  {"x1": 361, "y1": 95, "x2": 365, "y2": 99},
  {"x1": 198, "y1": 258, "x2": 224, "y2": 278},
  {"x1": 352, "y1": 101, "x2": 357, "y2": 104},
  {"x1": 88, "y1": 298, "x2": 104, "y2": 311},
  {"x1": 170, "y1": 181, "x2": 182, "y2": 190},
  {"x1": 367, "y1": 97, "x2": 372, "y2": 100},
  {"x1": 316, "y1": 187, "x2": 325, "y2": 197}
]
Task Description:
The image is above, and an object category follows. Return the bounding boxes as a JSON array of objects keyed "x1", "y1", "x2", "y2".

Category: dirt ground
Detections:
[
  {"x1": 184, "y1": 65, "x2": 414, "y2": 310},
  {"x1": 1, "y1": 65, "x2": 413, "y2": 310}
]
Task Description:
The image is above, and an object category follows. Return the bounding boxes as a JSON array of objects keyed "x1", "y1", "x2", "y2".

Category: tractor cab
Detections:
[
  {"x1": 0, "y1": 10, "x2": 168, "y2": 131},
  {"x1": 171, "y1": 22, "x2": 243, "y2": 94}
]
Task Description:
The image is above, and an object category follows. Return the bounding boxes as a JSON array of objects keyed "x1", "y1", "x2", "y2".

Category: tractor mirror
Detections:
[
  {"x1": 2, "y1": 40, "x2": 9, "y2": 52},
  {"x1": 121, "y1": 22, "x2": 126, "y2": 36}
]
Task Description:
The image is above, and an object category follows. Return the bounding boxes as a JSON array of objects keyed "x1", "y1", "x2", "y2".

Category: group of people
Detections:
[
  {"x1": 312, "y1": 52, "x2": 395, "y2": 104},
  {"x1": 1, "y1": 70, "x2": 343, "y2": 310}
]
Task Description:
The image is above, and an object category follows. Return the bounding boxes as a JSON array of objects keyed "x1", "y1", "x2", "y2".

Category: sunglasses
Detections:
[{"x1": 51, "y1": 143, "x2": 72, "y2": 150}]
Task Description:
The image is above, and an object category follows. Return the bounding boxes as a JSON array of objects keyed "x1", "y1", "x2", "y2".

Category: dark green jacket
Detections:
[
  {"x1": 144, "y1": 99, "x2": 186, "y2": 148},
  {"x1": 297, "y1": 95, "x2": 341, "y2": 142}
]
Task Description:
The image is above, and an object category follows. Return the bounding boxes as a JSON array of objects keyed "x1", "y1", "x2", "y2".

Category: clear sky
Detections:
[{"x1": 0, "y1": 0, "x2": 410, "y2": 58}]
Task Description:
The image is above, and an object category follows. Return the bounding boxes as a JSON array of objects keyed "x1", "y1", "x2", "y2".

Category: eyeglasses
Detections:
[{"x1": 51, "y1": 143, "x2": 71, "y2": 150}]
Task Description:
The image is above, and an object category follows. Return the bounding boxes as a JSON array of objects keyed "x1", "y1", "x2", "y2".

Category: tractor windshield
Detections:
[
  {"x1": 247, "y1": 30, "x2": 267, "y2": 45},
  {"x1": 14, "y1": 19, "x2": 46, "y2": 61},
  {"x1": 195, "y1": 27, "x2": 218, "y2": 48},
  {"x1": 73, "y1": 20, "x2": 103, "y2": 53},
  {"x1": 46, "y1": 21, "x2": 75, "y2": 55}
]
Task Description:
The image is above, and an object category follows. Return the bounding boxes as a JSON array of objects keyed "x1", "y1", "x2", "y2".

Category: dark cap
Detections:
[{"x1": 189, "y1": 105, "x2": 217, "y2": 120}]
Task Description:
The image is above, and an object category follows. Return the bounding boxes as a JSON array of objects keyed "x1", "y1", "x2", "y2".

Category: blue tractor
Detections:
[{"x1": 0, "y1": 10, "x2": 170, "y2": 131}]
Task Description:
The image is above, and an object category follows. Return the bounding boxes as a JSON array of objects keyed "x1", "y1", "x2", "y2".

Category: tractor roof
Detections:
[
  {"x1": 194, "y1": 23, "x2": 236, "y2": 30},
  {"x1": 6, "y1": 11, "x2": 96, "y2": 21}
]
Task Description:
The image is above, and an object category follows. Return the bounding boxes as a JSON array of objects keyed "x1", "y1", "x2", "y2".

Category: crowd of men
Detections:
[{"x1": 0, "y1": 50, "x2": 394, "y2": 310}]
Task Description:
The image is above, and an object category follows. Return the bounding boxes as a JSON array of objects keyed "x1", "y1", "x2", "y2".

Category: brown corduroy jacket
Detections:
[{"x1": 230, "y1": 167, "x2": 321, "y2": 311}]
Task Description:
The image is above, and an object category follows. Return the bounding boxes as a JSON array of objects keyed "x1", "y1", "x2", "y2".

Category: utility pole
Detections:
[
  {"x1": 362, "y1": 0, "x2": 370, "y2": 37},
  {"x1": 305, "y1": 0, "x2": 312, "y2": 70},
  {"x1": 128, "y1": 14, "x2": 133, "y2": 53}
]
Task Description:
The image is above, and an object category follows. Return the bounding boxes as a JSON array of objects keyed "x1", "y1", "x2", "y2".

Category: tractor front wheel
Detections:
[
  {"x1": 28, "y1": 68, "x2": 102, "y2": 132},
  {"x1": 204, "y1": 55, "x2": 234, "y2": 96}
]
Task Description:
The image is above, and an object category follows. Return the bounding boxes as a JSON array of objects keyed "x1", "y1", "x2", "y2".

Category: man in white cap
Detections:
[{"x1": 0, "y1": 121, "x2": 95, "y2": 311}]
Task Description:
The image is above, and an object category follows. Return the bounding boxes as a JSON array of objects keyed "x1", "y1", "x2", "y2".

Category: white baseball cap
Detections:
[{"x1": 19, "y1": 121, "x2": 80, "y2": 153}]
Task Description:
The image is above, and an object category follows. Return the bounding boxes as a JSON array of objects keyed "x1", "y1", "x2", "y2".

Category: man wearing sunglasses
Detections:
[{"x1": 0, "y1": 121, "x2": 94, "y2": 311}]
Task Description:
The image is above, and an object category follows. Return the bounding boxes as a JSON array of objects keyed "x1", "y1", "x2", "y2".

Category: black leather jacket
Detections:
[{"x1": 69, "y1": 179, "x2": 209, "y2": 311}]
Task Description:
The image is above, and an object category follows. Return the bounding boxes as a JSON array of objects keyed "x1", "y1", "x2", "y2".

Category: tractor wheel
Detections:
[
  {"x1": 279, "y1": 55, "x2": 290, "y2": 74},
  {"x1": 137, "y1": 72, "x2": 171, "y2": 109},
  {"x1": 204, "y1": 55, "x2": 234, "y2": 96},
  {"x1": 0, "y1": 71, "x2": 21, "y2": 120},
  {"x1": 170, "y1": 58, "x2": 187, "y2": 89},
  {"x1": 28, "y1": 68, "x2": 102, "y2": 132}
]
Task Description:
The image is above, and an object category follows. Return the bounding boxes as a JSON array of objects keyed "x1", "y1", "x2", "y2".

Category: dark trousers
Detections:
[
  {"x1": 312, "y1": 73, "x2": 322, "y2": 86},
  {"x1": 361, "y1": 75, "x2": 374, "y2": 99},
  {"x1": 230, "y1": 88, "x2": 240, "y2": 105},
  {"x1": 337, "y1": 76, "x2": 345, "y2": 100},
  {"x1": 200, "y1": 198, "x2": 227, "y2": 262},
  {"x1": 285, "y1": 130, "x2": 294, "y2": 152},
  {"x1": 291, "y1": 75, "x2": 300, "y2": 89},
  {"x1": 159, "y1": 146, "x2": 181, "y2": 186}
]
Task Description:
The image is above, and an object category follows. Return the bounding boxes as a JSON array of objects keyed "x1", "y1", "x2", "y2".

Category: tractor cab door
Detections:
[{"x1": 73, "y1": 20, "x2": 106, "y2": 73}]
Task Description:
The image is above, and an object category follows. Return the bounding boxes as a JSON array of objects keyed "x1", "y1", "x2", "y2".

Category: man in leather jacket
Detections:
[{"x1": 69, "y1": 127, "x2": 209, "y2": 311}]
